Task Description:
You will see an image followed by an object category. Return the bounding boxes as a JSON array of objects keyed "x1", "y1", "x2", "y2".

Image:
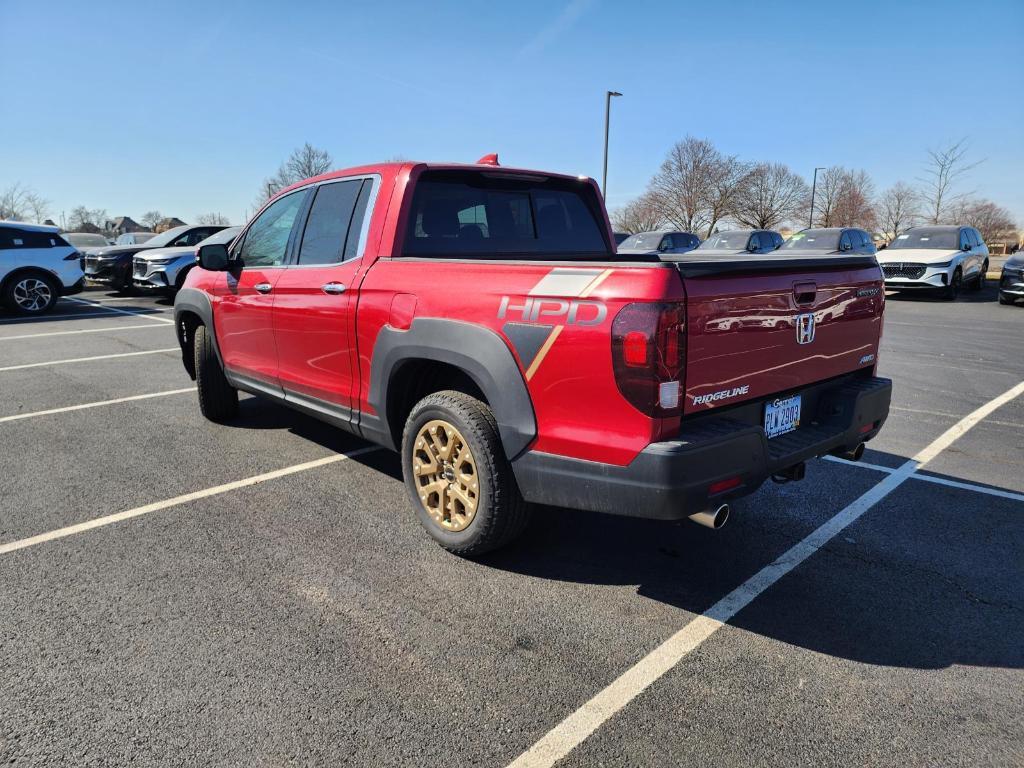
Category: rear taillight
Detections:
[{"x1": 611, "y1": 301, "x2": 686, "y2": 417}]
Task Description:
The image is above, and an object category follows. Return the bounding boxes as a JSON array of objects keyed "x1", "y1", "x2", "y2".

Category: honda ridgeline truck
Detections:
[{"x1": 174, "y1": 157, "x2": 891, "y2": 555}]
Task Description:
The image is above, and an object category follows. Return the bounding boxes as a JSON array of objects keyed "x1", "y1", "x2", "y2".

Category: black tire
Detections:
[
  {"x1": 943, "y1": 268, "x2": 962, "y2": 301},
  {"x1": 194, "y1": 324, "x2": 238, "y2": 422},
  {"x1": 999, "y1": 293, "x2": 1015, "y2": 306},
  {"x1": 2, "y1": 271, "x2": 59, "y2": 315},
  {"x1": 401, "y1": 391, "x2": 530, "y2": 556},
  {"x1": 969, "y1": 261, "x2": 988, "y2": 291}
]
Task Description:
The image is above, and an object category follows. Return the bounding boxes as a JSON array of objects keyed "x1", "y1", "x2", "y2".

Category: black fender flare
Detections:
[
  {"x1": 364, "y1": 318, "x2": 536, "y2": 459},
  {"x1": 173, "y1": 287, "x2": 222, "y2": 377}
]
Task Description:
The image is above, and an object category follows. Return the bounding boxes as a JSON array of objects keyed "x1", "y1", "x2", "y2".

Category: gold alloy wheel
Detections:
[{"x1": 411, "y1": 419, "x2": 480, "y2": 532}]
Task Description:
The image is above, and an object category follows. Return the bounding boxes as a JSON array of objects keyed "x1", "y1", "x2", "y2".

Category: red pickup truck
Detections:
[{"x1": 174, "y1": 158, "x2": 891, "y2": 555}]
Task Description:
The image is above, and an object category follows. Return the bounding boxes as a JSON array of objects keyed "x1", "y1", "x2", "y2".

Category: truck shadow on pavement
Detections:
[
  {"x1": 886, "y1": 283, "x2": 1003, "y2": 305},
  {"x1": 229, "y1": 397, "x2": 1024, "y2": 672}
]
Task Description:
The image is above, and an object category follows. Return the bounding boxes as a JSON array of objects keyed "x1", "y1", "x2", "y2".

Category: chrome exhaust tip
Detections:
[{"x1": 689, "y1": 503, "x2": 730, "y2": 530}]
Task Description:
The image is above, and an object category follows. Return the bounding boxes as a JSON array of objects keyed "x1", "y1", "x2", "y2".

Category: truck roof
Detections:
[{"x1": 273, "y1": 161, "x2": 590, "y2": 200}]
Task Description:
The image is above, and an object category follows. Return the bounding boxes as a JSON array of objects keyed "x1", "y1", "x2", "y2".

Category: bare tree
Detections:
[
  {"x1": 0, "y1": 183, "x2": 49, "y2": 222},
  {"x1": 67, "y1": 206, "x2": 109, "y2": 232},
  {"x1": 140, "y1": 211, "x2": 163, "y2": 230},
  {"x1": 946, "y1": 198, "x2": 1016, "y2": 244},
  {"x1": 731, "y1": 163, "x2": 809, "y2": 230},
  {"x1": 833, "y1": 169, "x2": 877, "y2": 230},
  {"x1": 877, "y1": 182, "x2": 920, "y2": 241},
  {"x1": 260, "y1": 142, "x2": 334, "y2": 200},
  {"x1": 811, "y1": 167, "x2": 877, "y2": 230},
  {"x1": 649, "y1": 137, "x2": 745, "y2": 236},
  {"x1": 611, "y1": 191, "x2": 665, "y2": 234},
  {"x1": 196, "y1": 212, "x2": 231, "y2": 226},
  {"x1": 917, "y1": 138, "x2": 981, "y2": 225}
]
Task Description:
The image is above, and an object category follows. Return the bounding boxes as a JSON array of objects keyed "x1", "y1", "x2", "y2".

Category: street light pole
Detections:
[
  {"x1": 602, "y1": 90, "x2": 622, "y2": 199},
  {"x1": 809, "y1": 166, "x2": 826, "y2": 229}
]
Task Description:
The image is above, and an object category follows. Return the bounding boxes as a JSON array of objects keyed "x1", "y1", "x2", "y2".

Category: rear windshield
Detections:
[
  {"x1": 888, "y1": 228, "x2": 958, "y2": 250},
  {"x1": 698, "y1": 231, "x2": 751, "y2": 250},
  {"x1": 403, "y1": 171, "x2": 609, "y2": 258},
  {"x1": 781, "y1": 231, "x2": 840, "y2": 251}
]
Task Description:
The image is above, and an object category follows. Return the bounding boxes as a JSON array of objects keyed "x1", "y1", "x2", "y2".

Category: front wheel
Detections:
[
  {"x1": 401, "y1": 391, "x2": 531, "y2": 556},
  {"x1": 999, "y1": 293, "x2": 1015, "y2": 306},
  {"x1": 943, "y1": 268, "x2": 962, "y2": 301},
  {"x1": 2, "y1": 272, "x2": 59, "y2": 315},
  {"x1": 969, "y1": 261, "x2": 988, "y2": 291},
  {"x1": 194, "y1": 324, "x2": 238, "y2": 422}
]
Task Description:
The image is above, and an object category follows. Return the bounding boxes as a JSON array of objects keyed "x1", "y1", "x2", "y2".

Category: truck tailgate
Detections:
[{"x1": 675, "y1": 254, "x2": 884, "y2": 415}]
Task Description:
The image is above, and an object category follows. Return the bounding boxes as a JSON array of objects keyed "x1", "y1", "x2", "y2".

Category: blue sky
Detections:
[{"x1": 3, "y1": 0, "x2": 1022, "y2": 228}]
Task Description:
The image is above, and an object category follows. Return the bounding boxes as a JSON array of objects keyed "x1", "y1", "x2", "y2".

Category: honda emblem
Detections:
[{"x1": 795, "y1": 313, "x2": 816, "y2": 344}]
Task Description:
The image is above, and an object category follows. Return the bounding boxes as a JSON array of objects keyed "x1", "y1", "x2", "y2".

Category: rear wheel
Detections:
[
  {"x1": 999, "y1": 293, "x2": 1015, "y2": 306},
  {"x1": 401, "y1": 391, "x2": 530, "y2": 556},
  {"x1": 943, "y1": 268, "x2": 962, "y2": 300},
  {"x1": 2, "y1": 272, "x2": 59, "y2": 315},
  {"x1": 194, "y1": 324, "x2": 238, "y2": 422}
]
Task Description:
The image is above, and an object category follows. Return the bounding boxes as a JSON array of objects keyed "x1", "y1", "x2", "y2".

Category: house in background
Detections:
[
  {"x1": 107, "y1": 216, "x2": 147, "y2": 236},
  {"x1": 155, "y1": 217, "x2": 186, "y2": 233}
]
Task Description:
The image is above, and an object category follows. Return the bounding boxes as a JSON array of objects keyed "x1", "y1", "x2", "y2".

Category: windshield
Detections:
[
  {"x1": 781, "y1": 230, "x2": 840, "y2": 251},
  {"x1": 200, "y1": 226, "x2": 241, "y2": 246},
  {"x1": 888, "y1": 228, "x2": 959, "y2": 250},
  {"x1": 64, "y1": 233, "x2": 108, "y2": 247},
  {"x1": 698, "y1": 231, "x2": 751, "y2": 250},
  {"x1": 117, "y1": 232, "x2": 154, "y2": 244},
  {"x1": 618, "y1": 232, "x2": 664, "y2": 251},
  {"x1": 143, "y1": 226, "x2": 190, "y2": 248}
]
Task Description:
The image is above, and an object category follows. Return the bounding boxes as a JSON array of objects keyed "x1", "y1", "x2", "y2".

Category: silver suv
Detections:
[{"x1": 134, "y1": 226, "x2": 239, "y2": 295}]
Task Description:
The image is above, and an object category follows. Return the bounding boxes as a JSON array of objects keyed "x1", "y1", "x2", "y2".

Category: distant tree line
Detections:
[{"x1": 612, "y1": 136, "x2": 1018, "y2": 245}]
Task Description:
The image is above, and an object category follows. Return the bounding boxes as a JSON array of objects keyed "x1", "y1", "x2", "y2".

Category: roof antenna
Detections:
[{"x1": 476, "y1": 153, "x2": 500, "y2": 166}]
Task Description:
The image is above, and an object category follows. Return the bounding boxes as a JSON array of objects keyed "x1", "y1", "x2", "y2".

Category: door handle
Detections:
[
  {"x1": 322, "y1": 282, "x2": 347, "y2": 295},
  {"x1": 254, "y1": 283, "x2": 273, "y2": 294}
]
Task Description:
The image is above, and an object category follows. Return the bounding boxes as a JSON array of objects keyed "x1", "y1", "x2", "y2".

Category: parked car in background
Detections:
[
  {"x1": 86, "y1": 224, "x2": 228, "y2": 291},
  {"x1": 62, "y1": 232, "x2": 110, "y2": 251},
  {"x1": 0, "y1": 221, "x2": 85, "y2": 315},
  {"x1": 613, "y1": 232, "x2": 630, "y2": 246},
  {"x1": 134, "y1": 226, "x2": 240, "y2": 296},
  {"x1": 781, "y1": 228, "x2": 876, "y2": 255},
  {"x1": 876, "y1": 225, "x2": 988, "y2": 300},
  {"x1": 695, "y1": 229, "x2": 783, "y2": 254},
  {"x1": 617, "y1": 230, "x2": 700, "y2": 256},
  {"x1": 998, "y1": 250, "x2": 1023, "y2": 305},
  {"x1": 115, "y1": 231, "x2": 156, "y2": 246}
]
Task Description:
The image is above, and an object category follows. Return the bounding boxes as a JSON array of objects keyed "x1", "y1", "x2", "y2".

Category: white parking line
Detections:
[
  {"x1": 0, "y1": 324, "x2": 171, "y2": 341},
  {"x1": 0, "y1": 448, "x2": 380, "y2": 557},
  {"x1": 62, "y1": 295, "x2": 166, "y2": 303},
  {"x1": 0, "y1": 348, "x2": 178, "y2": 372},
  {"x1": 65, "y1": 296, "x2": 174, "y2": 324},
  {"x1": 507, "y1": 379, "x2": 1024, "y2": 768},
  {"x1": 0, "y1": 388, "x2": 193, "y2": 424},
  {"x1": 0, "y1": 310, "x2": 158, "y2": 324},
  {"x1": 824, "y1": 455, "x2": 1024, "y2": 503}
]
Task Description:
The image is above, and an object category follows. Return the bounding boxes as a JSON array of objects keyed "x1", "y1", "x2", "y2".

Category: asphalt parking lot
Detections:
[{"x1": 1, "y1": 286, "x2": 1022, "y2": 767}]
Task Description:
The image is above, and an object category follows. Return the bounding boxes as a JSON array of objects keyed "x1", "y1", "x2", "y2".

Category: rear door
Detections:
[
  {"x1": 272, "y1": 176, "x2": 375, "y2": 413},
  {"x1": 214, "y1": 188, "x2": 309, "y2": 389}
]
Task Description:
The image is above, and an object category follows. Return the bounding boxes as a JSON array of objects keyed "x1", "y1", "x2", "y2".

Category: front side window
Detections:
[
  {"x1": 239, "y1": 191, "x2": 307, "y2": 268},
  {"x1": 839, "y1": 231, "x2": 853, "y2": 251},
  {"x1": 403, "y1": 171, "x2": 607, "y2": 258},
  {"x1": 297, "y1": 179, "x2": 364, "y2": 265}
]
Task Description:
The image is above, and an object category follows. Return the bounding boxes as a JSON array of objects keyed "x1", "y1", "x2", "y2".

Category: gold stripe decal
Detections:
[
  {"x1": 578, "y1": 269, "x2": 614, "y2": 298},
  {"x1": 524, "y1": 325, "x2": 565, "y2": 381}
]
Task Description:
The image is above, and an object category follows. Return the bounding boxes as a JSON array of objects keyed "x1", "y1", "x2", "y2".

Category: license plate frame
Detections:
[{"x1": 765, "y1": 395, "x2": 801, "y2": 439}]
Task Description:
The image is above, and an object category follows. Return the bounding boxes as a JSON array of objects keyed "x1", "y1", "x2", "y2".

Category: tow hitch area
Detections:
[{"x1": 771, "y1": 461, "x2": 807, "y2": 484}]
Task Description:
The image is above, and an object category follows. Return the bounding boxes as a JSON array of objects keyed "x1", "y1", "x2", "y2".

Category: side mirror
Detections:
[
  {"x1": 198, "y1": 243, "x2": 230, "y2": 271},
  {"x1": 961, "y1": 244, "x2": 971, "y2": 252}
]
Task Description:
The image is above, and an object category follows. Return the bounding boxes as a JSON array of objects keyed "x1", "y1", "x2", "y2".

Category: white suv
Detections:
[
  {"x1": 0, "y1": 221, "x2": 86, "y2": 315},
  {"x1": 877, "y1": 225, "x2": 989, "y2": 300}
]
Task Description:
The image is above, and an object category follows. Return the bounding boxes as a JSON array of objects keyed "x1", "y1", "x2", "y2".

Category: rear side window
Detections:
[
  {"x1": 297, "y1": 179, "x2": 365, "y2": 265},
  {"x1": 0, "y1": 228, "x2": 64, "y2": 249},
  {"x1": 403, "y1": 171, "x2": 608, "y2": 258}
]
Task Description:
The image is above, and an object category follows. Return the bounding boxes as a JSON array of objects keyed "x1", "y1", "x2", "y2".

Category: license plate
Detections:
[{"x1": 765, "y1": 395, "x2": 801, "y2": 438}]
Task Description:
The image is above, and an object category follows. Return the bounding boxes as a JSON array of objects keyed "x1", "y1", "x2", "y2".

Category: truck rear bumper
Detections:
[{"x1": 512, "y1": 375, "x2": 892, "y2": 520}]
